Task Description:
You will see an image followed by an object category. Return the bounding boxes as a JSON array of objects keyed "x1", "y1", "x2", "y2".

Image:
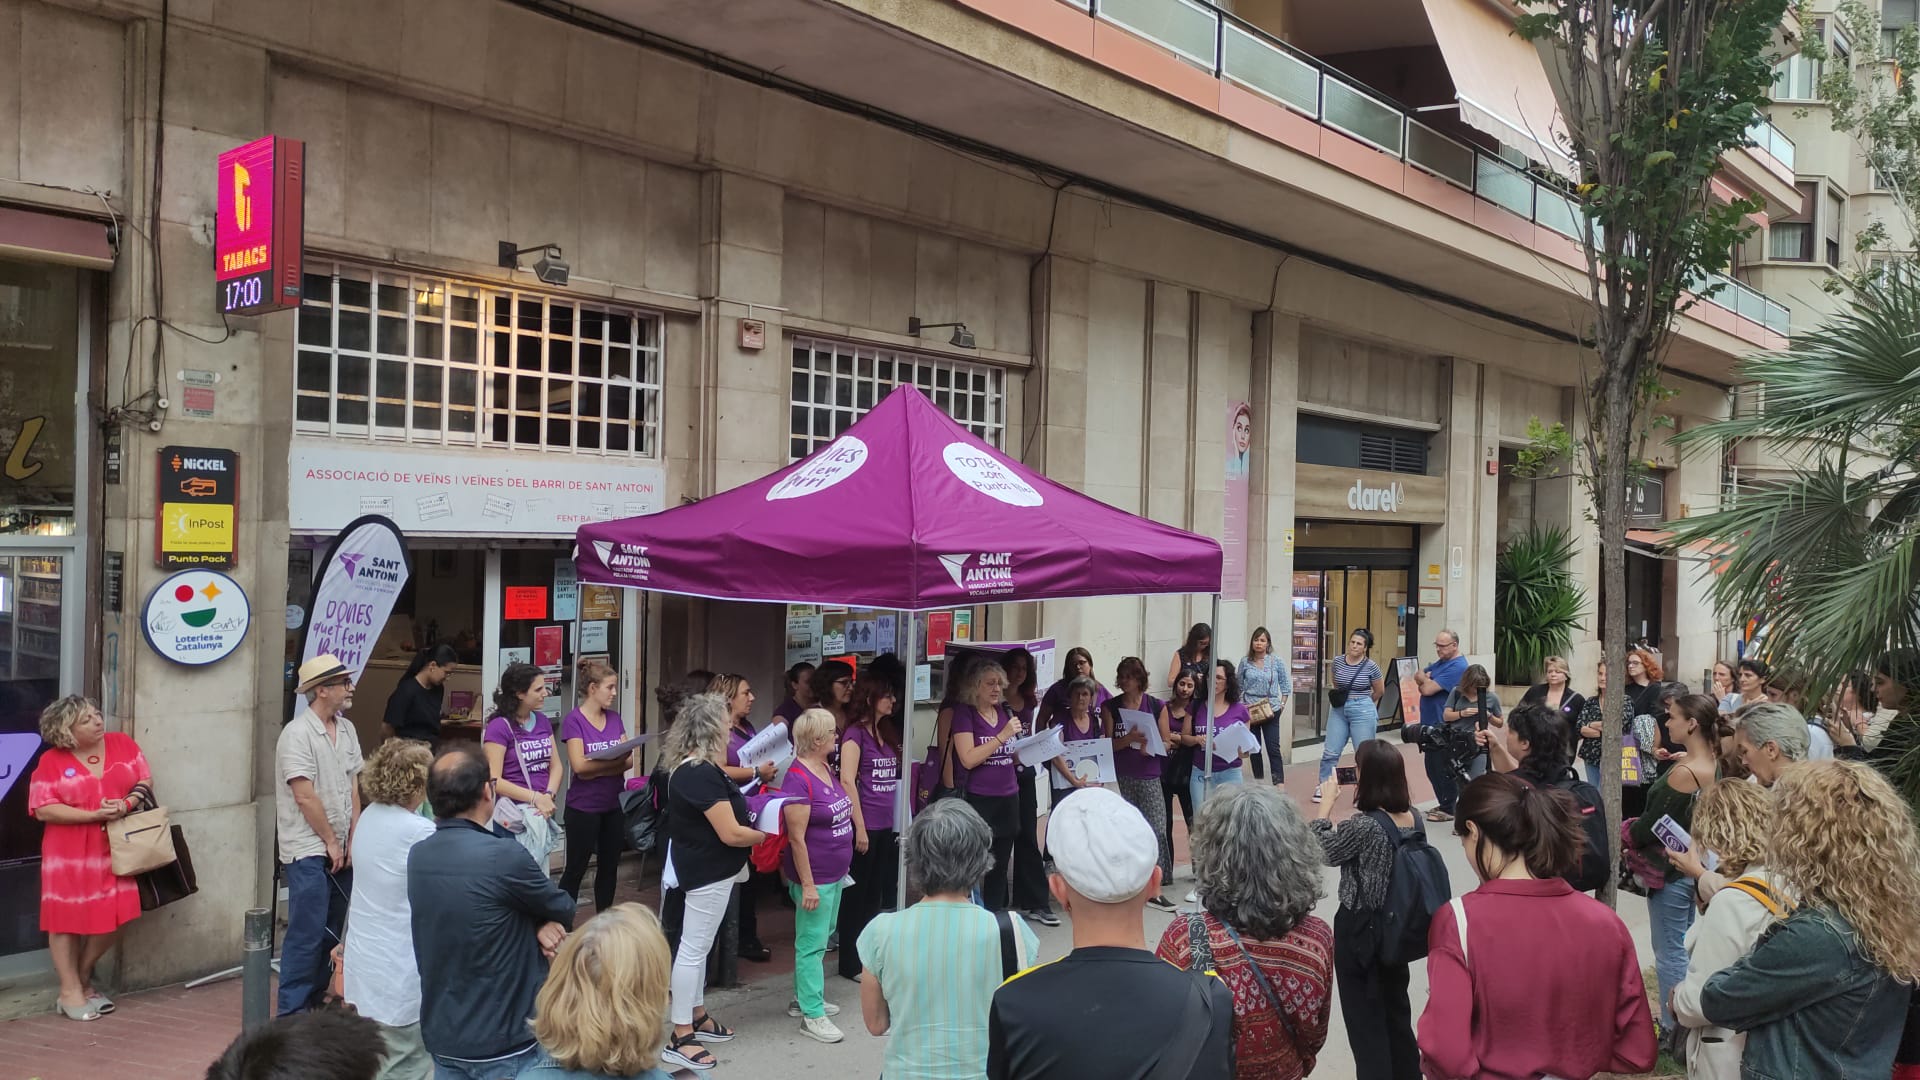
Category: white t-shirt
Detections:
[
  {"x1": 1805, "y1": 722, "x2": 1835, "y2": 760},
  {"x1": 343, "y1": 802, "x2": 437, "y2": 1026}
]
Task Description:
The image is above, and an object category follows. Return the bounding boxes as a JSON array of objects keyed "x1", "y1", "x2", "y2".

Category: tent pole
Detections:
[
  {"x1": 894, "y1": 608, "x2": 912, "y2": 913},
  {"x1": 1204, "y1": 592, "x2": 1221, "y2": 801}
]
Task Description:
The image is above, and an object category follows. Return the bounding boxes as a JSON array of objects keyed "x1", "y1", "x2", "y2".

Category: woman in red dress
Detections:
[{"x1": 28, "y1": 695, "x2": 153, "y2": 1021}]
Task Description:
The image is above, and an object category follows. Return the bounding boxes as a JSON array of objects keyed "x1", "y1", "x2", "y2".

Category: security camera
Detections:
[{"x1": 533, "y1": 247, "x2": 570, "y2": 287}]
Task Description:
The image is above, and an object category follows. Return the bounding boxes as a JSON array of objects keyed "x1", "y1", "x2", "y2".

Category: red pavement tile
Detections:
[{"x1": 3, "y1": 741, "x2": 1433, "y2": 1078}]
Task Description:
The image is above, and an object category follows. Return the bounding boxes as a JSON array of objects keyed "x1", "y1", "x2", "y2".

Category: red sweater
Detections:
[{"x1": 1418, "y1": 878, "x2": 1657, "y2": 1080}]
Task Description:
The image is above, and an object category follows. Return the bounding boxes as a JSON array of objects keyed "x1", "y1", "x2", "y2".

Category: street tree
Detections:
[{"x1": 1515, "y1": 0, "x2": 1791, "y2": 902}]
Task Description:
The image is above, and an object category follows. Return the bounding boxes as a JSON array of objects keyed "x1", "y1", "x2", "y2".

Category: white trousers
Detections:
[{"x1": 670, "y1": 878, "x2": 734, "y2": 1025}]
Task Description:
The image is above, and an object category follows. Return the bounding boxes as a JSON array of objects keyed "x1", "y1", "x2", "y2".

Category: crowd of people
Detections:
[{"x1": 24, "y1": 620, "x2": 1920, "y2": 1080}]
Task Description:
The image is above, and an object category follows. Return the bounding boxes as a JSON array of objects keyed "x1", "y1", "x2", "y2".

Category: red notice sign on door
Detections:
[{"x1": 504, "y1": 586, "x2": 547, "y2": 620}]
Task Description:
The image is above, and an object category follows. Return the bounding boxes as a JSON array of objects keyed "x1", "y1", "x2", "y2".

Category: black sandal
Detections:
[
  {"x1": 692, "y1": 1013, "x2": 735, "y2": 1042},
  {"x1": 662, "y1": 1032, "x2": 716, "y2": 1071}
]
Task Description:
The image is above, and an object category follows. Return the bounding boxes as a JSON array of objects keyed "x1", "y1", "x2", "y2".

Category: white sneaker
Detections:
[
  {"x1": 799, "y1": 1014, "x2": 845, "y2": 1043},
  {"x1": 1184, "y1": 890, "x2": 1197, "y2": 904},
  {"x1": 788, "y1": 999, "x2": 842, "y2": 1017}
]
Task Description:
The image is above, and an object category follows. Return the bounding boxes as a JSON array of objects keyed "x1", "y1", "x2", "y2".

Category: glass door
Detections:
[
  {"x1": 0, "y1": 551, "x2": 74, "y2": 960},
  {"x1": 1289, "y1": 559, "x2": 1420, "y2": 745}
]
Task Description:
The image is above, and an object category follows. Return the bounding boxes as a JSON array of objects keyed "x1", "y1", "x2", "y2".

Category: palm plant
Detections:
[
  {"x1": 1495, "y1": 525, "x2": 1588, "y2": 685},
  {"x1": 1666, "y1": 272, "x2": 1920, "y2": 802}
]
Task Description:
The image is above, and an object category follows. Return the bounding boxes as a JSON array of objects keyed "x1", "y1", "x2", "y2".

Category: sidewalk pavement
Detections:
[{"x1": 1, "y1": 740, "x2": 1661, "y2": 1080}]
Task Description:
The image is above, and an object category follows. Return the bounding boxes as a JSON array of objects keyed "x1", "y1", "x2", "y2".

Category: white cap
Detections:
[{"x1": 1046, "y1": 788, "x2": 1158, "y2": 904}]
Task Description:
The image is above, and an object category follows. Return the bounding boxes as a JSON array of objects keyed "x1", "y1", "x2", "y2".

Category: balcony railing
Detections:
[
  {"x1": 1051, "y1": 0, "x2": 1792, "y2": 335},
  {"x1": 1746, "y1": 117, "x2": 1796, "y2": 170}
]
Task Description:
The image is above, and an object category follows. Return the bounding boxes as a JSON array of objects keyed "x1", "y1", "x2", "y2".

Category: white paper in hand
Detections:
[
  {"x1": 1012, "y1": 726, "x2": 1066, "y2": 767},
  {"x1": 1059, "y1": 739, "x2": 1117, "y2": 784},
  {"x1": 1212, "y1": 721, "x2": 1261, "y2": 758},
  {"x1": 754, "y1": 796, "x2": 797, "y2": 836},
  {"x1": 1117, "y1": 709, "x2": 1166, "y2": 756},
  {"x1": 738, "y1": 724, "x2": 794, "y2": 771}
]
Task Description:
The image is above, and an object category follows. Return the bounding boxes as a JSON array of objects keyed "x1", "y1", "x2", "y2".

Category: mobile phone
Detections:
[
  {"x1": 1651, "y1": 814, "x2": 1691, "y2": 853},
  {"x1": 1335, "y1": 765, "x2": 1358, "y2": 785}
]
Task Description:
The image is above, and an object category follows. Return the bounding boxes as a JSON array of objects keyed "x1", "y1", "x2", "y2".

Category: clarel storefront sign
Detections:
[{"x1": 1293, "y1": 463, "x2": 1446, "y2": 524}]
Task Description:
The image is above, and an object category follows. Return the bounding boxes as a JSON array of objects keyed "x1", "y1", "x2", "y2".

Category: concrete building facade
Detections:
[{"x1": 0, "y1": 0, "x2": 1794, "y2": 1003}]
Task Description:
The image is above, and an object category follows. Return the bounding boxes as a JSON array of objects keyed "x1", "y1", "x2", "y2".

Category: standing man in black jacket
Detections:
[{"x1": 409, "y1": 746, "x2": 575, "y2": 1079}]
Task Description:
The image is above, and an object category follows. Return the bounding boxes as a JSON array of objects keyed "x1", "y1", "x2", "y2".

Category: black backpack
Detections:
[
  {"x1": 1550, "y1": 769, "x2": 1610, "y2": 893},
  {"x1": 1360, "y1": 810, "x2": 1452, "y2": 965},
  {"x1": 621, "y1": 764, "x2": 671, "y2": 853}
]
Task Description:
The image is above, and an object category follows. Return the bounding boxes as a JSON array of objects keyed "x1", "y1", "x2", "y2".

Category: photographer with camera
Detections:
[{"x1": 1412, "y1": 631, "x2": 1468, "y2": 821}]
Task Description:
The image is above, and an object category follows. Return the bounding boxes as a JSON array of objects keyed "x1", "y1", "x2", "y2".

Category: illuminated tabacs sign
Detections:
[
  {"x1": 157, "y1": 445, "x2": 239, "y2": 569},
  {"x1": 215, "y1": 135, "x2": 304, "y2": 315}
]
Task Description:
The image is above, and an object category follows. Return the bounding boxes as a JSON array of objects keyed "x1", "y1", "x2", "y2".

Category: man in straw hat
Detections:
[{"x1": 276, "y1": 653, "x2": 365, "y2": 1015}]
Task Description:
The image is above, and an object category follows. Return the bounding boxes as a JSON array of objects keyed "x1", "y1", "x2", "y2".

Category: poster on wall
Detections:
[
  {"x1": 552, "y1": 559, "x2": 579, "y2": 621},
  {"x1": 298, "y1": 515, "x2": 412, "y2": 685},
  {"x1": 822, "y1": 610, "x2": 848, "y2": 655},
  {"x1": 785, "y1": 605, "x2": 823, "y2": 667},
  {"x1": 534, "y1": 625, "x2": 564, "y2": 668},
  {"x1": 156, "y1": 446, "x2": 239, "y2": 569},
  {"x1": 926, "y1": 611, "x2": 954, "y2": 659},
  {"x1": 1223, "y1": 401, "x2": 1251, "y2": 601},
  {"x1": 874, "y1": 614, "x2": 897, "y2": 655},
  {"x1": 580, "y1": 585, "x2": 621, "y2": 621},
  {"x1": 142, "y1": 569, "x2": 251, "y2": 666}
]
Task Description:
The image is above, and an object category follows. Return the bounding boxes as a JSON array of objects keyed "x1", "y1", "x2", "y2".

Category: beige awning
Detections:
[{"x1": 1420, "y1": 0, "x2": 1572, "y2": 173}]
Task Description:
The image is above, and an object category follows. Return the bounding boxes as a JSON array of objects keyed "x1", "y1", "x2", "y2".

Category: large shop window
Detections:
[
  {"x1": 788, "y1": 336, "x2": 1005, "y2": 461},
  {"x1": 297, "y1": 263, "x2": 663, "y2": 456}
]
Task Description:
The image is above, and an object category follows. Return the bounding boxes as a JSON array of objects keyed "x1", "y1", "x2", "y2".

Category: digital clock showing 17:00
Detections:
[{"x1": 221, "y1": 272, "x2": 268, "y2": 314}]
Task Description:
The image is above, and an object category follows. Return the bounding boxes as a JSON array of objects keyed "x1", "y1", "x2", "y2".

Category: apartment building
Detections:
[{"x1": 0, "y1": 0, "x2": 1796, "y2": 1002}]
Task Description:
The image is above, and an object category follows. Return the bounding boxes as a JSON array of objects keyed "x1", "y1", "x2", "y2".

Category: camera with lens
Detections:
[{"x1": 1402, "y1": 719, "x2": 1483, "y2": 771}]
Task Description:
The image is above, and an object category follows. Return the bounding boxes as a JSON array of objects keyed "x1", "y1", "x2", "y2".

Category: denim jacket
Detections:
[{"x1": 1699, "y1": 905, "x2": 1905, "y2": 1079}]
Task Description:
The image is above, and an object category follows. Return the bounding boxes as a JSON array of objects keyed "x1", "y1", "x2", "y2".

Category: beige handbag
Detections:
[{"x1": 108, "y1": 806, "x2": 179, "y2": 877}]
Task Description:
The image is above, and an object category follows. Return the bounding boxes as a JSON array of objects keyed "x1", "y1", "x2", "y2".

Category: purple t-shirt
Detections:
[
  {"x1": 771, "y1": 698, "x2": 805, "y2": 725},
  {"x1": 1108, "y1": 694, "x2": 1165, "y2": 781},
  {"x1": 483, "y1": 714, "x2": 555, "y2": 797},
  {"x1": 781, "y1": 762, "x2": 855, "y2": 885},
  {"x1": 843, "y1": 724, "x2": 901, "y2": 832},
  {"x1": 561, "y1": 708, "x2": 627, "y2": 813},
  {"x1": 951, "y1": 703, "x2": 1018, "y2": 797},
  {"x1": 725, "y1": 720, "x2": 758, "y2": 769},
  {"x1": 1195, "y1": 703, "x2": 1253, "y2": 773}
]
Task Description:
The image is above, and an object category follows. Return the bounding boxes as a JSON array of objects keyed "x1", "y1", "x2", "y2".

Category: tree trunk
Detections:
[{"x1": 1593, "y1": 356, "x2": 1639, "y2": 909}]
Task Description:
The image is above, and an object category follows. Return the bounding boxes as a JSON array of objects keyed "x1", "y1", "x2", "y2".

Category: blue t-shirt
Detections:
[{"x1": 1421, "y1": 656, "x2": 1467, "y2": 727}]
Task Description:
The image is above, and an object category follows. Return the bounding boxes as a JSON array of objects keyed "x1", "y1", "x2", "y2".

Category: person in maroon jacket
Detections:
[{"x1": 1418, "y1": 773, "x2": 1656, "y2": 1080}]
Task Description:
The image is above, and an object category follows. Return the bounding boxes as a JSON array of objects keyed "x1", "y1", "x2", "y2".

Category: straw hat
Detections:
[{"x1": 296, "y1": 654, "x2": 352, "y2": 694}]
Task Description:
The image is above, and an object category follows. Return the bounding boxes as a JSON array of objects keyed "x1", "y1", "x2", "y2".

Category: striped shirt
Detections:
[
  {"x1": 859, "y1": 901, "x2": 1039, "y2": 1080},
  {"x1": 1329, "y1": 657, "x2": 1381, "y2": 696}
]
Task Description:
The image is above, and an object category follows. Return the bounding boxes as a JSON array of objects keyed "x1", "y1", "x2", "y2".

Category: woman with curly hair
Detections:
[
  {"x1": 1670, "y1": 779, "x2": 1780, "y2": 1080},
  {"x1": 1698, "y1": 760, "x2": 1920, "y2": 1078},
  {"x1": 1156, "y1": 784, "x2": 1332, "y2": 1080},
  {"x1": 343, "y1": 739, "x2": 436, "y2": 1078}
]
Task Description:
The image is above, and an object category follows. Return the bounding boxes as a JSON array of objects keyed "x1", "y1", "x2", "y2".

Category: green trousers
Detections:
[{"x1": 788, "y1": 880, "x2": 846, "y2": 1019}]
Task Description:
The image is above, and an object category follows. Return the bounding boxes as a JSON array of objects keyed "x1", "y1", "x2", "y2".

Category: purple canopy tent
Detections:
[{"x1": 574, "y1": 386, "x2": 1225, "y2": 905}]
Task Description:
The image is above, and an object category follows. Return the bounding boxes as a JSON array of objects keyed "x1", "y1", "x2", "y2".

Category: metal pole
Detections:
[
  {"x1": 1203, "y1": 592, "x2": 1221, "y2": 799},
  {"x1": 242, "y1": 907, "x2": 273, "y2": 1032},
  {"x1": 894, "y1": 607, "x2": 913, "y2": 912}
]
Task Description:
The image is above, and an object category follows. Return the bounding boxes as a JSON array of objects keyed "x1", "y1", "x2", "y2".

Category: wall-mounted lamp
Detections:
[
  {"x1": 498, "y1": 241, "x2": 571, "y2": 287},
  {"x1": 908, "y1": 317, "x2": 976, "y2": 349}
]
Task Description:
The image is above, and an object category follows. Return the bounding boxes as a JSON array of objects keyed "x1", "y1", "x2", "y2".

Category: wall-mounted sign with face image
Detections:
[{"x1": 143, "y1": 569, "x2": 251, "y2": 666}]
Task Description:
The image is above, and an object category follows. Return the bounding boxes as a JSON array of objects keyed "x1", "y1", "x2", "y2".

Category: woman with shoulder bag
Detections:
[
  {"x1": 28, "y1": 696, "x2": 155, "y2": 1021},
  {"x1": 660, "y1": 694, "x2": 769, "y2": 1072},
  {"x1": 482, "y1": 663, "x2": 563, "y2": 863},
  {"x1": 1156, "y1": 783, "x2": 1333, "y2": 1080},
  {"x1": 1318, "y1": 631, "x2": 1384, "y2": 803},
  {"x1": 1240, "y1": 627, "x2": 1292, "y2": 786}
]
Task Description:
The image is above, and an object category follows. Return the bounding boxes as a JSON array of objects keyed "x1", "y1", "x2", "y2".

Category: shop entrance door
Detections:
[{"x1": 1288, "y1": 557, "x2": 1415, "y2": 747}]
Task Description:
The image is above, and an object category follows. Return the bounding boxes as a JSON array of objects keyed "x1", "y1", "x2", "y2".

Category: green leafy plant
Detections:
[{"x1": 1495, "y1": 525, "x2": 1589, "y2": 686}]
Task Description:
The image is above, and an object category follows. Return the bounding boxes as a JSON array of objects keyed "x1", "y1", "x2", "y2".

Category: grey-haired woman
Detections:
[
  {"x1": 858, "y1": 799, "x2": 1038, "y2": 1080},
  {"x1": 1157, "y1": 784, "x2": 1333, "y2": 1079}
]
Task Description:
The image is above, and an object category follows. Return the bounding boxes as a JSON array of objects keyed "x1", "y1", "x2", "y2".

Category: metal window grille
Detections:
[
  {"x1": 295, "y1": 261, "x2": 662, "y2": 457},
  {"x1": 788, "y1": 335, "x2": 1005, "y2": 461}
]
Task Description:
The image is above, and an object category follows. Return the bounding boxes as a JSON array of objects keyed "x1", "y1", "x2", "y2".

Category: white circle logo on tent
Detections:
[
  {"x1": 767, "y1": 435, "x2": 868, "y2": 501},
  {"x1": 942, "y1": 443, "x2": 1043, "y2": 507}
]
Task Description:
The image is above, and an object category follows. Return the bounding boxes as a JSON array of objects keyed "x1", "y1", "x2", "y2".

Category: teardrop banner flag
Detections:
[{"x1": 299, "y1": 515, "x2": 412, "y2": 686}]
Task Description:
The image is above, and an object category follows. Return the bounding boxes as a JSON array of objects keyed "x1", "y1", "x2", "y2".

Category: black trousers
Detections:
[
  {"x1": 1424, "y1": 746, "x2": 1460, "y2": 814},
  {"x1": 966, "y1": 792, "x2": 1019, "y2": 911},
  {"x1": 1011, "y1": 767, "x2": 1050, "y2": 912},
  {"x1": 1162, "y1": 775, "x2": 1195, "y2": 838},
  {"x1": 837, "y1": 828, "x2": 899, "y2": 978},
  {"x1": 1333, "y1": 908, "x2": 1421, "y2": 1080},
  {"x1": 737, "y1": 868, "x2": 776, "y2": 950},
  {"x1": 558, "y1": 804, "x2": 625, "y2": 913}
]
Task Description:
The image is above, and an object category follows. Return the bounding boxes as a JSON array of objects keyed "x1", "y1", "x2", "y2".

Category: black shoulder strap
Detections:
[
  {"x1": 1366, "y1": 808, "x2": 1418, "y2": 848},
  {"x1": 1218, "y1": 921, "x2": 1303, "y2": 1047},
  {"x1": 1145, "y1": 973, "x2": 1218, "y2": 1080},
  {"x1": 996, "y1": 909, "x2": 1017, "y2": 980}
]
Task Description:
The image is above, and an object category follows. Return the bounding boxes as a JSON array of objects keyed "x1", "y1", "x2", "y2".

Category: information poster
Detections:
[
  {"x1": 926, "y1": 611, "x2": 954, "y2": 659},
  {"x1": 846, "y1": 617, "x2": 876, "y2": 653},
  {"x1": 822, "y1": 610, "x2": 848, "y2": 654},
  {"x1": 953, "y1": 610, "x2": 972, "y2": 643},
  {"x1": 552, "y1": 559, "x2": 579, "y2": 621},
  {"x1": 1224, "y1": 401, "x2": 1251, "y2": 601},
  {"x1": 785, "y1": 604, "x2": 823, "y2": 667},
  {"x1": 505, "y1": 587, "x2": 547, "y2": 620},
  {"x1": 534, "y1": 625, "x2": 563, "y2": 667},
  {"x1": 875, "y1": 614, "x2": 897, "y2": 655},
  {"x1": 580, "y1": 620, "x2": 608, "y2": 653},
  {"x1": 580, "y1": 585, "x2": 621, "y2": 620}
]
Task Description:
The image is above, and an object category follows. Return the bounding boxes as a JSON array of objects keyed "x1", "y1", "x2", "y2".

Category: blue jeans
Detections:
[
  {"x1": 1585, "y1": 762, "x2": 1603, "y2": 788},
  {"x1": 1190, "y1": 766, "x2": 1243, "y2": 814},
  {"x1": 278, "y1": 856, "x2": 351, "y2": 1016},
  {"x1": 1256, "y1": 712, "x2": 1287, "y2": 787},
  {"x1": 1646, "y1": 874, "x2": 1697, "y2": 1031},
  {"x1": 432, "y1": 1045, "x2": 537, "y2": 1080},
  {"x1": 1319, "y1": 697, "x2": 1379, "y2": 783}
]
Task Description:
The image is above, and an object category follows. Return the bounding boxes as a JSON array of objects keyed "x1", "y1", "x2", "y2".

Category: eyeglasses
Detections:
[{"x1": 835, "y1": 678, "x2": 853, "y2": 687}]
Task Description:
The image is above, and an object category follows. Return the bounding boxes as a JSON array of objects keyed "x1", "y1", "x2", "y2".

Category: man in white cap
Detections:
[
  {"x1": 986, "y1": 788, "x2": 1233, "y2": 1080},
  {"x1": 275, "y1": 653, "x2": 365, "y2": 1015}
]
